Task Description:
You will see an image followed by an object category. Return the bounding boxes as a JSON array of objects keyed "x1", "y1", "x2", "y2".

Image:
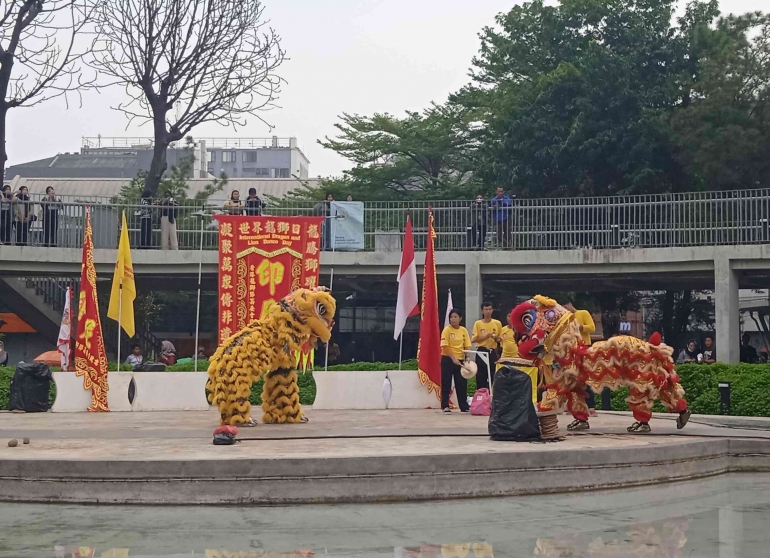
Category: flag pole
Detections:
[
  {"x1": 194, "y1": 216, "x2": 204, "y2": 373},
  {"x1": 117, "y1": 279, "x2": 122, "y2": 371},
  {"x1": 398, "y1": 333, "x2": 403, "y2": 371},
  {"x1": 325, "y1": 211, "x2": 336, "y2": 372}
]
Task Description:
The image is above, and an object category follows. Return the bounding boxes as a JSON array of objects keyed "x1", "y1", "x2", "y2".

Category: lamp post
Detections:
[{"x1": 191, "y1": 209, "x2": 211, "y2": 373}]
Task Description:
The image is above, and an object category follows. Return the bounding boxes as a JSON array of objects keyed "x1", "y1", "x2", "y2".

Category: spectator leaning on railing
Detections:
[
  {"x1": 490, "y1": 187, "x2": 513, "y2": 248},
  {"x1": 138, "y1": 190, "x2": 154, "y2": 249},
  {"x1": 159, "y1": 190, "x2": 179, "y2": 250},
  {"x1": 244, "y1": 188, "x2": 266, "y2": 216},
  {"x1": 40, "y1": 186, "x2": 62, "y2": 247},
  {"x1": 0, "y1": 184, "x2": 12, "y2": 245},
  {"x1": 13, "y1": 186, "x2": 33, "y2": 246},
  {"x1": 223, "y1": 190, "x2": 245, "y2": 215}
]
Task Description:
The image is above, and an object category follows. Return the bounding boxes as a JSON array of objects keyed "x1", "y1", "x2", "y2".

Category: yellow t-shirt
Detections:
[
  {"x1": 498, "y1": 326, "x2": 521, "y2": 359},
  {"x1": 441, "y1": 325, "x2": 471, "y2": 360},
  {"x1": 472, "y1": 319, "x2": 502, "y2": 349}
]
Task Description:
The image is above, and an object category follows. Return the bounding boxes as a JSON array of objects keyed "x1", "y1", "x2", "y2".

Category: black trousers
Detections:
[
  {"x1": 15, "y1": 221, "x2": 30, "y2": 245},
  {"x1": 0, "y1": 211, "x2": 11, "y2": 243},
  {"x1": 441, "y1": 356, "x2": 469, "y2": 411},
  {"x1": 43, "y1": 213, "x2": 58, "y2": 246},
  {"x1": 140, "y1": 218, "x2": 153, "y2": 248},
  {"x1": 475, "y1": 347, "x2": 499, "y2": 391},
  {"x1": 467, "y1": 224, "x2": 487, "y2": 249}
]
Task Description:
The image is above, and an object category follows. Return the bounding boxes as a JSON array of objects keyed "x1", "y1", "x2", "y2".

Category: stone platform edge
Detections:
[{"x1": 1, "y1": 437, "x2": 769, "y2": 505}]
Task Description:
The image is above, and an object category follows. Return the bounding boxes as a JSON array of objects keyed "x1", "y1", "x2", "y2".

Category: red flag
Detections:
[
  {"x1": 74, "y1": 207, "x2": 110, "y2": 412},
  {"x1": 394, "y1": 215, "x2": 419, "y2": 340},
  {"x1": 417, "y1": 212, "x2": 441, "y2": 399}
]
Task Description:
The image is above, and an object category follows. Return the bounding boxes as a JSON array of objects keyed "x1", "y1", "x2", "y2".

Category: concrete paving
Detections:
[{"x1": 1, "y1": 410, "x2": 769, "y2": 505}]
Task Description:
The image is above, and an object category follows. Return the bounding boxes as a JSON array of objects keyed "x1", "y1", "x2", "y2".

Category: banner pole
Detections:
[
  {"x1": 117, "y1": 280, "x2": 122, "y2": 371},
  {"x1": 194, "y1": 217, "x2": 204, "y2": 373}
]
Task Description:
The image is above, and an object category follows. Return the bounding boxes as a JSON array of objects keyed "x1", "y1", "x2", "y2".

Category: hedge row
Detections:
[{"x1": 4, "y1": 361, "x2": 768, "y2": 417}]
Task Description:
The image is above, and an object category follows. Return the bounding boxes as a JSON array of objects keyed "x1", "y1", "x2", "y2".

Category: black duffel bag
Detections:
[
  {"x1": 488, "y1": 365, "x2": 541, "y2": 441},
  {"x1": 8, "y1": 362, "x2": 53, "y2": 412},
  {"x1": 133, "y1": 363, "x2": 166, "y2": 371}
]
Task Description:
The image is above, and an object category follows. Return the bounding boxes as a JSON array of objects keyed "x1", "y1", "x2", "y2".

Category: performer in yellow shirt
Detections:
[
  {"x1": 440, "y1": 308, "x2": 471, "y2": 413},
  {"x1": 472, "y1": 301, "x2": 502, "y2": 390},
  {"x1": 498, "y1": 324, "x2": 539, "y2": 404}
]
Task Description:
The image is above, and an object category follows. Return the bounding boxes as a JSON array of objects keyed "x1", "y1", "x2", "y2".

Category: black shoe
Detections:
[
  {"x1": 460, "y1": 409, "x2": 470, "y2": 413},
  {"x1": 443, "y1": 408, "x2": 451, "y2": 414},
  {"x1": 677, "y1": 409, "x2": 691, "y2": 430}
]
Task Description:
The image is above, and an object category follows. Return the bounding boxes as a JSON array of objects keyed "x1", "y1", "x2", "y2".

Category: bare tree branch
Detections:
[
  {"x1": 91, "y1": 0, "x2": 285, "y2": 195},
  {"x1": 0, "y1": 0, "x2": 98, "y2": 175}
]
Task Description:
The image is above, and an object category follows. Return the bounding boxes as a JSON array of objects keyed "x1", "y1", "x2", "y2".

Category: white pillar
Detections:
[
  {"x1": 465, "y1": 262, "x2": 482, "y2": 326},
  {"x1": 715, "y1": 256, "x2": 740, "y2": 364}
]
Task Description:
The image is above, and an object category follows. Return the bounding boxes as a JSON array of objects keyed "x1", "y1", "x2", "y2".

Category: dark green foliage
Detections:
[{"x1": 604, "y1": 363, "x2": 770, "y2": 417}]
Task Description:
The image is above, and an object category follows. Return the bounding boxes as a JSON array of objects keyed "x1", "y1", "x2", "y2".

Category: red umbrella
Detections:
[{"x1": 34, "y1": 350, "x2": 62, "y2": 367}]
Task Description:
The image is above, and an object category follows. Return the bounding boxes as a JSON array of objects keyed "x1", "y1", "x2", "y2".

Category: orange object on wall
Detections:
[
  {"x1": 0, "y1": 313, "x2": 35, "y2": 333},
  {"x1": 213, "y1": 215, "x2": 325, "y2": 345}
]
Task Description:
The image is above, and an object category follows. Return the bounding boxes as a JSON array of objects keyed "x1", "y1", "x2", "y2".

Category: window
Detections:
[
  {"x1": 243, "y1": 151, "x2": 257, "y2": 163},
  {"x1": 277, "y1": 167, "x2": 291, "y2": 178},
  {"x1": 208, "y1": 151, "x2": 216, "y2": 162},
  {"x1": 222, "y1": 151, "x2": 236, "y2": 163},
  {"x1": 256, "y1": 168, "x2": 270, "y2": 177},
  {"x1": 337, "y1": 307, "x2": 419, "y2": 333}
]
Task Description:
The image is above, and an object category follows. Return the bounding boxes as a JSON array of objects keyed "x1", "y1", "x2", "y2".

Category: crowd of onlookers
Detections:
[
  {"x1": 0, "y1": 185, "x2": 62, "y2": 247},
  {"x1": 675, "y1": 333, "x2": 766, "y2": 364}
]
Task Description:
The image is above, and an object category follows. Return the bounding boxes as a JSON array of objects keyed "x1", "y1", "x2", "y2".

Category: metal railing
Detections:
[{"x1": 1, "y1": 189, "x2": 769, "y2": 252}]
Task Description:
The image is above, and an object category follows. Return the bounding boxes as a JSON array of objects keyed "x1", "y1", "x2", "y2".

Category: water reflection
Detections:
[
  {"x1": 535, "y1": 518, "x2": 689, "y2": 557},
  {"x1": 2, "y1": 474, "x2": 768, "y2": 558}
]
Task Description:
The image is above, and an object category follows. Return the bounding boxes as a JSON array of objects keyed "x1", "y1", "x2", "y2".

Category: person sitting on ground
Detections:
[
  {"x1": 0, "y1": 341, "x2": 9, "y2": 366},
  {"x1": 677, "y1": 340, "x2": 699, "y2": 364},
  {"x1": 440, "y1": 308, "x2": 471, "y2": 414},
  {"x1": 740, "y1": 333, "x2": 758, "y2": 364},
  {"x1": 702, "y1": 335, "x2": 717, "y2": 364},
  {"x1": 125, "y1": 344, "x2": 143, "y2": 367},
  {"x1": 159, "y1": 340, "x2": 177, "y2": 366},
  {"x1": 223, "y1": 190, "x2": 245, "y2": 215},
  {"x1": 244, "y1": 188, "x2": 266, "y2": 216}
]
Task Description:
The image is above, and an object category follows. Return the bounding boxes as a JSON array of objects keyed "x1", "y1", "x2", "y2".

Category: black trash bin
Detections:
[
  {"x1": 8, "y1": 362, "x2": 53, "y2": 412},
  {"x1": 488, "y1": 365, "x2": 541, "y2": 441}
]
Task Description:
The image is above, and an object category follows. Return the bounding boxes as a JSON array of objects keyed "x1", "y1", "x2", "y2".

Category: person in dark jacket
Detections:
[
  {"x1": 41, "y1": 186, "x2": 62, "y2": 247},
  {"x1": 138, "y1": 190, "x2": 154, "y2": 248},
  {"x1": 13, "y1": 186, "x2": 33, "y2": 245},
  {"x1": 245, "y1": 188, "x2": 266, "y2": 216}
]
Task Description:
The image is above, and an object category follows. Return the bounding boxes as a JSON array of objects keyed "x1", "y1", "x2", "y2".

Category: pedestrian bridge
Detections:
[{"x1": 2, "y1": 188, "x2": 770, "y2": 364}]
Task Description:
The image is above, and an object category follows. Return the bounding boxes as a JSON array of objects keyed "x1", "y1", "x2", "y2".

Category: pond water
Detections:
[{"x1": 1, "y1": 473, "x2": 768, "y2": 557}]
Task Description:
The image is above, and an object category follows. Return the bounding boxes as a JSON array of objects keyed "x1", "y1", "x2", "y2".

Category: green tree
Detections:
[
  {"x1": 113, "y1": 137, "x2": 228, "y2": 204},
  {"x1": 456, "y1": 0, "x2": 688, "y2": 198},
  {"x1": 316, "y1": 103, "x2": 480, "y2": 200},
  {"x1": 668, "y1": 10, "x2": 770, "y2": 190}
]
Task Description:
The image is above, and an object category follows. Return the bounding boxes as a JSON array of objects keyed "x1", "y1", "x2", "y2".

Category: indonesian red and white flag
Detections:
[
  {"x1": 444, "y1": 289, "x2": 454, "y2": 328},
  {"x1": 57, "y1": 286, "x2": 72, "y2": 370},
  {"x1": 394, "y1": 215, "x2": 419, "y2": 340}
]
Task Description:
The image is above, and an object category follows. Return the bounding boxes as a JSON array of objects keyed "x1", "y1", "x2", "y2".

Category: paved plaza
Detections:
[{"x1": 1, "y1": 409, "x2": 770, "y2": 461}]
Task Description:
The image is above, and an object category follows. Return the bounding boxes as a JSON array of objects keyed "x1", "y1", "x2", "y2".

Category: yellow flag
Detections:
[{"x1": 107, "y1": 211, "x2": 136, "y2": 337}]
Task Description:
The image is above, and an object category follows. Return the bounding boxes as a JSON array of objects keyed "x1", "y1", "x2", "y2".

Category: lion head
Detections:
[
  {"x1": 509, "y1": 295, "x2": 594, "y2": 361},
  {"x1": 281, "y1": 287, "x2": 337, "y2": 343}
]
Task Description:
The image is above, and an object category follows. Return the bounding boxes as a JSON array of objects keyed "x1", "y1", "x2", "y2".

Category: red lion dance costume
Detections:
[{"x1": 509, "y1": 295, "x2": 691, "y2": 433}]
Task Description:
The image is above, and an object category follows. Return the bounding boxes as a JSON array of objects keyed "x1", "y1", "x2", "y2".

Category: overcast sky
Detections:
[{"x1": 7, "y1": 0, "x2": 767, "y2": 178}]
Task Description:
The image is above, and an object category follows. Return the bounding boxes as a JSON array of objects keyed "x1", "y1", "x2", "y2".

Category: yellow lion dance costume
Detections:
[
  {"x1": 509, "y1": 295, "x2": 691, "y2": 433},
  {"x1": 206, "y1": 287, "x2": 336, "y2": 426}
]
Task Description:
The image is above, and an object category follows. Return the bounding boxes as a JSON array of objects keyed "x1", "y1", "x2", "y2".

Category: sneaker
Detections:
[
  {"x1": 443, "y1": 408, "x2": 451, "y2": 414},
  {"x1": 460, "y1": 409, "x2": 470, "y2": 413}
]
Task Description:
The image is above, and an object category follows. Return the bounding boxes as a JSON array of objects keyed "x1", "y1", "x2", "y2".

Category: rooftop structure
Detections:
[{"x1": 6, "y1": 136, "x2": 311, "y2": 181}]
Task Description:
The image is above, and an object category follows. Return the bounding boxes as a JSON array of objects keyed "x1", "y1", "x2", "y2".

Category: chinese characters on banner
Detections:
[{"x1": 214, "y1": 215, "x2": 325, "y2": 344}]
